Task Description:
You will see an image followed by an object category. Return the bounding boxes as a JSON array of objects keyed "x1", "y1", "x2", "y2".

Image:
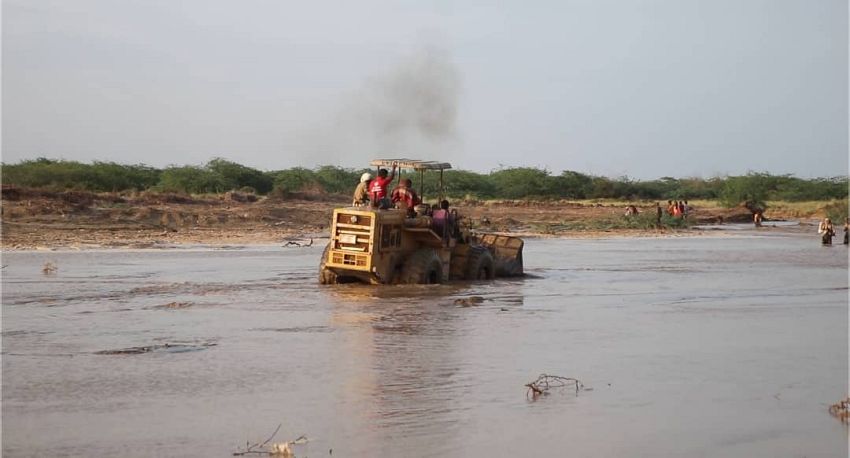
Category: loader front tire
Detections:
[
  {"x1": 318, "y1": 243, "x2": 338, "y2": 285},
  {"x1": 400, "y1": 249, "x2": 443, "y2": 284}
]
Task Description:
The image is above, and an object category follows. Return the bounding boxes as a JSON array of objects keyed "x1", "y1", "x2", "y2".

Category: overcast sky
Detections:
[{"x1": 2, "y1": 0, "x2": 847, "y2": 179}]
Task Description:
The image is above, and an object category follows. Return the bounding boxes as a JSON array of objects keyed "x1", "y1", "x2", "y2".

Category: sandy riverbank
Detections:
[{"x1": 0, "y1": 188, "x2": 818, "y2": 250}]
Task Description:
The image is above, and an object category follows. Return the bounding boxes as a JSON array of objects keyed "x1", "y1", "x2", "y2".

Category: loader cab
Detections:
[{"x1": 366, "y1": 158, "x2": 459, "y2": 246}]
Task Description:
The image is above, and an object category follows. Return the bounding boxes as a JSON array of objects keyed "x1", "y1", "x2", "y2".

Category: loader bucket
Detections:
[{"x1": 479, "y1": 234, "x2": 524, "y2": 277}]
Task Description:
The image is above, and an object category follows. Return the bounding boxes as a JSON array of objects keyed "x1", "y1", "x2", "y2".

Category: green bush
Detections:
[
  {"x1": 825, "y1": 199, "x2": 849, "y2": 223},
  {"x1": 2, "y1": 159, "x2": 848, "y2": 203},
  {"x1": 2, "y1": 158, "x2": 87, "y2": 190},
  {"x1": 490, "y1": 167, "x2": 558, "y2": 199},
  {"x1": 1, "y1": 158, "x2": 161, "y2": 191},
  {"x1": 269, "y1": 167, "x2": 318, "y2": 193},
  {"x1": 619, "y1": 212, "x2": 692, "y2": 230},
  {"x1": 402, "y1": 169, "x2": 494, "y2": 200},
  {"x1": 719, "y1": 173, "x2": 848, "y2": 210},
  {"x1": 314, "y1": 166, "x2": 366, "y2": 194},
  {"x1": 206, "y1": 158, "x2": 273, "y2": 194},
  {"x1": 444, "y1": 170, "x2": 497, "y2": 198},
  {"x1": 89, "y1": 161, "x2": 161, "y2": 191},
  {"x1": 555, "y1": 171, "x2": 594, "y2": 198},
  {"x1": 720, "y1": 173, "x2": 774, "y2": 211},
  {"x1": 158, "y1": 166, "x2": 227, "y2": 194},
  {"x1": 619, "y1": 212, "x2": 659, "y2": 229},
  {"x1": 771, "y1": 177, "x2": 848, "y2": 201}
]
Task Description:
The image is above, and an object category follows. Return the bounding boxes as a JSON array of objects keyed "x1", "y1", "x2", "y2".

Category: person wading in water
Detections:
[
  {"x1": 843, "y1": 218, "x2": 849, "y2": 245},
  {"x1": 818, "y1": 217, "x2": 836, "y2": 245}
]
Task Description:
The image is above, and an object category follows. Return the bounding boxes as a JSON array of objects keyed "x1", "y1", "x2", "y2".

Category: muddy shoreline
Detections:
[{"x1": 1, "y1": 188, "x2": 817, "y2": 250}]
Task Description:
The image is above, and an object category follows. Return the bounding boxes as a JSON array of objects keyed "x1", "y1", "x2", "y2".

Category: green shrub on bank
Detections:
[
  {"x1": 2, "y1": 158, "x2": 160, "y2": 191},
  {"x1": 314, "y1": 166, "x2": 369, "y2": 194},
  {"x1": 617, "y1": 212, "x2": 692, "y2": 230},
  {"x1": 825, "y1": 199, "x2": 849, "y2": 223},
  {"x1": 1, "y1": 159, "x2": 847, "y2": 202},
  {"x1": 445, "y1": 170, "x2": 497, "y2": 198},
  {"x1": 720, "y1": 173, "x2": 773, "y2": 210},
  {"x1": 490, "y1": 167, "x2": 559, "y2": 199},
  {"x1": 207, "y1": 158, "x2": 273, "y2": 194},
  {"x1": 158, "y1": 165, "x2": 227, "y2": 194},
  {"x1": 719, "y1": 173, "x2": 849, "y2": 211},
  {"x1": 269, "y1": 167, "x2": 318, "y2": 194},
  {"x1": 529, "y1": 212, "x2": 693, "y2": 232}
]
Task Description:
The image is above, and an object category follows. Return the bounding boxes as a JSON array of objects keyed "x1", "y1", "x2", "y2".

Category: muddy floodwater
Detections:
[{"x1": 2, "y1": 235, "x2": 848, "y2": 457}]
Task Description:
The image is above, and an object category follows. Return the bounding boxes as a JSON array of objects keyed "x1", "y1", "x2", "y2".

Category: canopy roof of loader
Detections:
[{"x1": 370, "y1": 159, "x2": 452, "y2": 171}]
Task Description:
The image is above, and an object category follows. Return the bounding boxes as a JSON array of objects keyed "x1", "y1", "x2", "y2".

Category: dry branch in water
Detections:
[
  {"x1": 158, "y1": 301, "x2": 193, "y2": 309},
  {"x1": 454, "y1": 296, "x2": 485, "y2": 307},
  {"x1": 283, "y1": 238, "x2": 314, "y2": 248},
  {"x1": 829, "y1": 397, "x2": 850, "y2": 424},
  {"x1": 233, "y1": 424, "x2": 308, "y2": 457},
  {"x1": 42, "y1": 261, "x2": 57, "y2": 275},
  {"x1": 95, "y1": 341, "x2": 216, "y2": 355},
  {"x1": 525, "y1": 374, "x2": 585, "y2": 399}
]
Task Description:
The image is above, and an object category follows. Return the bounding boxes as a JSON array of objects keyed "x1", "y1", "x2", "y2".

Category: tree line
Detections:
[{"x1": 2, "y1": 158, "x2": 847, "y2": 206}]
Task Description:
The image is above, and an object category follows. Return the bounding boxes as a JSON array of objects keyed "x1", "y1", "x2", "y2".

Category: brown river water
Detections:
[{"x1": 2, "y1": 233, "x2": 848, "y2": 457}]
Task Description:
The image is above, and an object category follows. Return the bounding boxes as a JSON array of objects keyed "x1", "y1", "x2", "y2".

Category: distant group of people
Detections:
[
  {"x1": 623, "y1": 201, "x2": 693, "y2": 229},
  {"x1": 666, "y1": 200, "x2": 691, "y2": 218},
  {"x1": 818, "y1": 217, "x2": 850, "y2": 246},
  {"x1": 623, "y1": 201, "x2": 692, "y2": 218},
  {"x1": 627, "y1": 201, "x2": 693, "y2": 229}
]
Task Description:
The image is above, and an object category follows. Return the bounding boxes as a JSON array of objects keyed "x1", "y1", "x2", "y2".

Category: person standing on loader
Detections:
[
  {"x1": 352, "y1": 172, "x2": 372, "y2": 206},
  {"x1": 369, "y1": 163, "x2": 397, "y2": 209},
  {"x1": 431, "y1": 200, "x2": 455, "y2": 238}
]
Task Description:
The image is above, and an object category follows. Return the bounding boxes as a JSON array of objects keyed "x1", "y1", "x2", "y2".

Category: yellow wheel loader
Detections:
[{"x1": 318, "y1": 159, "x2": 524, "y2": 285}]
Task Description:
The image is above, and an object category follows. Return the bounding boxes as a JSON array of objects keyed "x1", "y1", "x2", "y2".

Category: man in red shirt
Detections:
[
  {"x1": 369, "y1": 163, "x2": 397, "y2": 208},
  {"x1": 391, "y1": 178, "x2": 420, "y2": 215}
]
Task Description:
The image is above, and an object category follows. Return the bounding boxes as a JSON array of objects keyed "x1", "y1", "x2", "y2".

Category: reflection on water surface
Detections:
[{"x1": 2, "y1": 235, "x2": 847, "y2": 457}]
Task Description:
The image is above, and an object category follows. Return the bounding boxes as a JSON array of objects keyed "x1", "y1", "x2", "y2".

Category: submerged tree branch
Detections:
[{"x1": 525, "y1": 374, "x2": 585, "y2": 399}]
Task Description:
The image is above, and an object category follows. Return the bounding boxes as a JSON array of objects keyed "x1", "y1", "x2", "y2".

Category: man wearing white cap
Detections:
[{"x1": 352, "y1": 172, "x2": 372, "y2": 206}]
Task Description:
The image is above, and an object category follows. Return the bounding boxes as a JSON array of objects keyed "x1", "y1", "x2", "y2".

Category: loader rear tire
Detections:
[
  {"x1": 465, "y1": 246, "x2": 496, "y2": 280},
  {"x1": 400, "y1": 249, "x2": 443, "y2": 284}
]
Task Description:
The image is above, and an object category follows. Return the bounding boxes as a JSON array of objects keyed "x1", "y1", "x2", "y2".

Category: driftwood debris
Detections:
[
  {"x1": 233, "y1": 424, "x2": 308, "y2": 457},
  {"x1": 95, "y1": 341, "x2": 217, "y2": 355},
  {"x1": 156, "y1": 301, "x2": 194, "y2": 309},
  {"x1": 829, "y1": 397, "x2": 850, "y2": 424},
  {"x1": 42, "y1": 261, "x2": 58, "y2": 275},
  {"x1": 525, "y1": 374, "x2": 585, "y2": 399},
  {"x1": 454, "y1": 296, "x2": 485, "y2": 307},
  {"x1": 283, "y1": 238, "x2": 314, "y2": 248}
]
